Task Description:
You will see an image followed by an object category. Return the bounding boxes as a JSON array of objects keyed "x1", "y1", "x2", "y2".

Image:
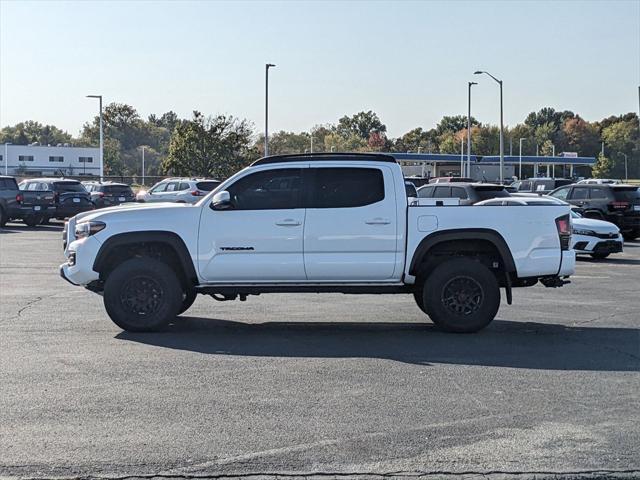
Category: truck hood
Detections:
[
  {"x1": 73, "y1": 202, "x2": 193, "y2": 223},
  {"x1": 573, "y1": 217, "x2": 619, "y2": 234}
]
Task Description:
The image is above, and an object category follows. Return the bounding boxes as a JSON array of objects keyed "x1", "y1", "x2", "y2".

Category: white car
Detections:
[
  {"x1": 577, "y1": 178, "x2": 621, "y2": 185},
  {"x1": 476, "y1": 196, "x2": 623, "y2": 259},
  {"x1": 136, "y1": 178, "x2": 221, "y2": 204},
  {"x1": 61, "y1": 153, "x2": 575, "y2": 334}
]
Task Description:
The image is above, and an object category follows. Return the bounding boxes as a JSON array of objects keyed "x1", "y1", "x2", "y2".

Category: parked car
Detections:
[
  {"x1": 476, "y1": 196, "x2": 623, "y2": 259},
  {"x1": 548, "y1": 183, "x2": 640, "y2": 240},
  {"x1": 417, "y1": 182, "x2": 510, "y2": 205},
  {"x1": 136, "y1": 178, "x2": 221, "y2": 203},
  {"x1": 428, "y1": 176, "x2": 475, "y2": 184},
  {"x1": 404, "y1": 180, "x2": 417, "y2": 197},
  {"x1": 0, "y1": 175, "x2": 55, "y2": 227},
  {"x1": 510, "y1": 178, "x2": 574, "y2": 195},
  {"x1": 61, "y1": 152, "x2": 574, "y2": 334},
  {"x1": 577, "y1": 178, "x2": 621, "y2": 185},
  {"x1": 83, "y1": 182, "x2": 135, "y2": 209},
  {"x1": 19, "y1": 178, "x2": 93, "y2": 222}
]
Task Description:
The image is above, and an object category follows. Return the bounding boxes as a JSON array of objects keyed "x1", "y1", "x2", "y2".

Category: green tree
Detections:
[
  {"x1": 336, "y1": 111, "x2": 386, "y2": 140},
  {"x1": 163, "y1": 111, "x2": 257, "y2": 178},
  {"x1": 0, "y1": 121, "x2": 74, "y2": 145},
  {"x1": 591, "y1": 153, "x2": 615, "y2": 178},
  {"x1": 435, "y1": 115, "x2": 479, "y2": 136}
]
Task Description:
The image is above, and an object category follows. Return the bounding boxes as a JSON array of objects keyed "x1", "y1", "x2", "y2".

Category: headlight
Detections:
[
  {"x1": 573, "y1": 228, "x2": 596, "y2": 236},
  {"x1": 75, "y1": 221, "x2": 106, "y2": 239}
]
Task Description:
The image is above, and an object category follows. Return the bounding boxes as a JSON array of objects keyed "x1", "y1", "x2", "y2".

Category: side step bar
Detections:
[{"x1": 196, "y1": 283, "x2": 410, "y2": 295}]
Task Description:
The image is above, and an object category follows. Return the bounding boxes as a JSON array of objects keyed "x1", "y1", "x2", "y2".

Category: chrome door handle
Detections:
[
  {"x1": 365, "y1": 218, "x2": 391, "y2": 225},
  {"x1": 275, "y1": 219, "x2": 301, "y2": 226}
]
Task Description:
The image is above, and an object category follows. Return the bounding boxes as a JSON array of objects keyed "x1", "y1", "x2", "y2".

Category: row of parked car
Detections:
[
  {"x1": 404, "y1": 177, "x2": 640, "y2": 260},
  {"x1": 0, "y1": 176, "x2": 221, "y2": 227}
]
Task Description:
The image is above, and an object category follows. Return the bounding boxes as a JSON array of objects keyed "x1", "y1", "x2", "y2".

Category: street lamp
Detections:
[
  {"x1": 519, "y1": 138, "x2": 526, "y2": 180},
  {"x1": 618, "y1": 152, "x2": 628, "y2": 181},
  {"x1": 264, "y1": 63, "x2": 276, "y2": 156},
  {"x1": 86, "y1": 95, "x2": 103, "y2": 180},
  {"x1": 467, "y1": 81, "x2": 477, "y2": 178},
  {"x1": 474, "y1": 70, "x2": 504, "y2": 182},
  {"x1": 4, "y1": 142, "x2": 11, "y2": 175},
  {"x1": 141, "y1": 146, "x2": 145, "y2": 186}
]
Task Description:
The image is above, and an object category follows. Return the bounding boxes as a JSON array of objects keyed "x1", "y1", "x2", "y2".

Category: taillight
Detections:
[
  {"x1": 191, "y1": 190, "x2": 204, "y2": 196},
  {"x1": 555, "y1": 214, "x2": 571, "y2": 251},
  {"x1": 609, "y1": 201, "x2": 629, "y2": 211},
  {"x1": 16, "y1": 193, "x2": 23, "y2": 203}
]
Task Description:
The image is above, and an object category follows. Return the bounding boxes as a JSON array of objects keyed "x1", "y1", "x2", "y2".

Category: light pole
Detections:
[
  {"x1": 141, "y1": 146, "x2": 145, "y2": 186},
  {"x1": 264, "y1": 63, "x2": 276, "y2": 156},
  {"x1": 519, "y1": 138, "x2": 526, "y2": 179},
  {"x1": 474, "y1": 70, "x2": 504, "y2": 182},
  {"x1": 4, "y1": 142, "x2": 11, "y2": 175},
  {"x1": 467, "y1": 81, "x2": 477, "y2": 177},
  {"x1": 86, "y1": 95, "x2": 103, "y2": 180},
  {"x1": 618, "y1": 152, "x2": 628, "y2": 181}
]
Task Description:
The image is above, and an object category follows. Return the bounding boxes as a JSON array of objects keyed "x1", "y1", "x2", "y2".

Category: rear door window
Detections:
[
  {"x1": 433, "y1": 186, "x2": 451, "y2": 198},
  {"x1": 589, "y1": 187, "x2": 609, "y2": 199},
  {"x1": 150, "y1": 182, "x2": 167, "y2": 193},
  {"x1": 196, "y1": 181, "x2": 220, "y2": 191},
  {"x1": 451, "y1": 186, "x2": 469, "y2": 200},
  {"x1": 178, "y1": 182, "x2": 191, "y2": 191},
  {"x1": 550, "y1": 186, "x2": 571, "y2": 200},
  {"x1": 569, "y1": 187, "x2": 589, "y2": 200},
  {"x1": 310, "y1": 168, "x2": 384, "y2": 208}
]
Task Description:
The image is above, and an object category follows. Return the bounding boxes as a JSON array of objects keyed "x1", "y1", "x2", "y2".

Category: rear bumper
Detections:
[{"x1": 9, "y1": 205, "x2": 55, "y2": 219}]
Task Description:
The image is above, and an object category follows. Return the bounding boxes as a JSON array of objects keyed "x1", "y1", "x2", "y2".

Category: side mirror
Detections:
[{"x1": 210, "y1": 190, "x2": 232, "y2": 210}]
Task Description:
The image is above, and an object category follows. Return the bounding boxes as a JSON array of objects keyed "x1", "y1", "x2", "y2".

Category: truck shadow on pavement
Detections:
[{"x1": 117, "y1": 318, "x2": 640, "y2": 371}]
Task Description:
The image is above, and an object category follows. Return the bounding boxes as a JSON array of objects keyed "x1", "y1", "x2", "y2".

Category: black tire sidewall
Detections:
[
  {"x1": 104, "y1": 258, "x2": 182, "y2": 332},
  {"x1": 178, "y1": 288, "x2": 197, "y2": 315},
  {"x1": 423, "y1": 259, "x2": 500, "y2": 333}
]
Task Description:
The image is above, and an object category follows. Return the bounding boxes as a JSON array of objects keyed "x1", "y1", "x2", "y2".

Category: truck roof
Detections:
[{"x1": 251, "y1": 152, "x2": 397, "y2": 166}]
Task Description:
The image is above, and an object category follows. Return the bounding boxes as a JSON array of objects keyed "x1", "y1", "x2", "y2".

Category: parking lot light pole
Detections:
[
  {"x1": 4, "y1": 142, "x2": 11, "y2": 175},
  {"x1": 618, "y1": 152, "x2": 628, "y2": 181},
  {"x1": 519, "y1": 138, "x2": 526, "y2": 179},
  {"x1": 474, "y1": 71, "x2": 504, "y2": 182},
  {"x1": 141, "y1": 146, "x2": 145, "y2": 186},
  {"x1": 86, "y1": 95, "x2": 103, "y2": 180},
  {"x1": 467, "y1": 81, "x2": 477, "y2": 177},
  {"x1": 264, "y1": 63, "x2": 276, "y2": 157}
]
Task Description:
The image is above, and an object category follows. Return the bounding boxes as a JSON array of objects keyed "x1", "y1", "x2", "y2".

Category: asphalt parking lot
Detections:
[{"x1": 1, "y1": 222, "x2": 639, "y2": 479}]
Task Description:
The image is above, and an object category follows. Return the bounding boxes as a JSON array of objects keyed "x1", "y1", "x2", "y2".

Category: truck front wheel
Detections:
[
  {"x1": 104, "y1": 258, "x2": 182, "y2": 332},
  {"x1": 422, "y1": 258, "x2": 500, "y2": 333}
]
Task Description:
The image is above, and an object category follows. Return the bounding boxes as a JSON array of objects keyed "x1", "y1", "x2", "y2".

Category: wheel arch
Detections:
[
  {"x1": 93, "y1": 231, "x2": 198, "y2": 286},
  {"x1": 409, "y1": 228, "x2": 517, "y2": 276}
]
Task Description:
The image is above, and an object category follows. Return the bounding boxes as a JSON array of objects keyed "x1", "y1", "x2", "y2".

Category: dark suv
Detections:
[
  {"x1": 19, "y1": 179, "x2": 93, "y2": 221},
  {"x1": 548, "y1": 184, "x2": 640, "y2": 240},
  {"x1": 511, "y1": 178, "x2": 573, "y2": 195},
  {"x1": 417, "y1": 183, "x2": 510, "y2": 205},
  {"x1": 84, "y1": 182, "x2": 135, "y2": 208}
]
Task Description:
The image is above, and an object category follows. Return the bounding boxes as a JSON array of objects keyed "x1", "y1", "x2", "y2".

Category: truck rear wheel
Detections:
[
  {"x1": 23, "y1": 215, "x2": 43, "y2": 227},
  {"x1": 422, "y1": 258, "x2": 500, "y2": 333},
  {"x1": 104, "y1": 258, "x2": 182, "y2": 332}
]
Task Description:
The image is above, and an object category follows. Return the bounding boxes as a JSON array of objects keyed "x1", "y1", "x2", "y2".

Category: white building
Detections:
[{"x1": 1, "y1": 144, "x2": 100, "y2": 176}]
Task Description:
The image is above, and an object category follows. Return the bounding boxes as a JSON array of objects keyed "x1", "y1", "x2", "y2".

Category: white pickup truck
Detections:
[{"x1": 61, "y1": 153, "x2": 575, "y2": 333}]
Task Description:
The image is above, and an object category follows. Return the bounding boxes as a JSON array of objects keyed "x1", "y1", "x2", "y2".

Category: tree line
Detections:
[{"x1": 1, "y1": 105, "x2": 638, "y2": 179}]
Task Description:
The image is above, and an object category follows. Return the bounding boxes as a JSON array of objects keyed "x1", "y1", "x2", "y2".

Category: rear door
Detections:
[{"x1": 303, "y1": 165, "x2": 399, "y2": 281}]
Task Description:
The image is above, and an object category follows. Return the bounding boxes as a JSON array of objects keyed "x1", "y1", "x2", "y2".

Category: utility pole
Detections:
[
  {"x1": 141, "y1": 146, "x2": 145, "y2": 186},
  {"x1": 86, "y1": 95, "x2": 103, "y2": 180},
  {"x1": 467, "y1": 81, "x2": 477, "y2": 178},
  {"x1": 474, "y1": 71, "x2": 504, "y2": 182}
]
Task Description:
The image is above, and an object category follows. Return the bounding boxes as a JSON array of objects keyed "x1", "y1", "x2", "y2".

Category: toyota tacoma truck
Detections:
[{"x1": 60, "y1": 153, "x2": 575, "y2": 333}]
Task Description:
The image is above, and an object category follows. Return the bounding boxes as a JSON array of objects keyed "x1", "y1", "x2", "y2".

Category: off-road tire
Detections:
[
  {"x1": 23, "y1": 215, "x2": 43, "y2": 227},
  {"x1": 423, "y1": 258, "x2": 500, "y2": 333},
  {"x1": 179, "y1": 288, "x2": 197, "y2": 315},
  {"x1": 104, "y1": 257, "x2": 182, "y2": 332}
]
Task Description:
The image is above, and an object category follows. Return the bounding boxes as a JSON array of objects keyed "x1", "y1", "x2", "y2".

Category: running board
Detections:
[{"x1": 195, "y1": 283, "x2": 410, "y2": 295}]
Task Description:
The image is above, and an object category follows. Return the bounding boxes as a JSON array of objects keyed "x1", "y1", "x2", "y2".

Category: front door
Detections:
[
  {"x1": 198, "y1": 167, "x2": 307, "y2": 282},
  {"x1": 303, "y1": 165, "x2": 399, "y2": 281}
]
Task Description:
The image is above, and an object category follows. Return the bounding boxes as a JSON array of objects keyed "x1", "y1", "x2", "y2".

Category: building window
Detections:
[
  {"x1": 49, "y1": 156, "x2": 64, "y2": 162},
  {"x1": 79, "y1": 156, "x2": 94, "y2": 163},
  {"x1": 19, "y1": 155, "x2": 34, "y2": 162}
]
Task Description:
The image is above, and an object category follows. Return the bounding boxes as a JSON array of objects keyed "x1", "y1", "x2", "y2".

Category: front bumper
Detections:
[
  {"x1": 60, "y1": 236, "x2": 101, "y2": 286},
  {"x1": 573, "y1": 233, "x2": 624, "y2": 255}
]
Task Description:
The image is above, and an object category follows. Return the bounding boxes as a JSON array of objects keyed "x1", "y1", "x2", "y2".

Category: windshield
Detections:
[{"x1": 612, "y1": 187, "x2": 640, "y2": 201}]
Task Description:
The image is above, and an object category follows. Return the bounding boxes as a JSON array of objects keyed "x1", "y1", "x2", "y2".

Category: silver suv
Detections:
[{"x1": 136, "y1": 178, "x2": 221, "y2": 204}]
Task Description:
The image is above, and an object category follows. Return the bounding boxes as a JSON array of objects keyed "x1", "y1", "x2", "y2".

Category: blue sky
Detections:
[{"x1": 1, "y1": 0, "x2": 638, "y2": 138}]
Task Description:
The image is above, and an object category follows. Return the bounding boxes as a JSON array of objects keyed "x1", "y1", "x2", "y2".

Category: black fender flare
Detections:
[
  {"x1": 408, "y1": 228, "x2": 517, "y2": 276},
  {"x1": 93, "y1": 231, "x2": 198, "y2": 285}
]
